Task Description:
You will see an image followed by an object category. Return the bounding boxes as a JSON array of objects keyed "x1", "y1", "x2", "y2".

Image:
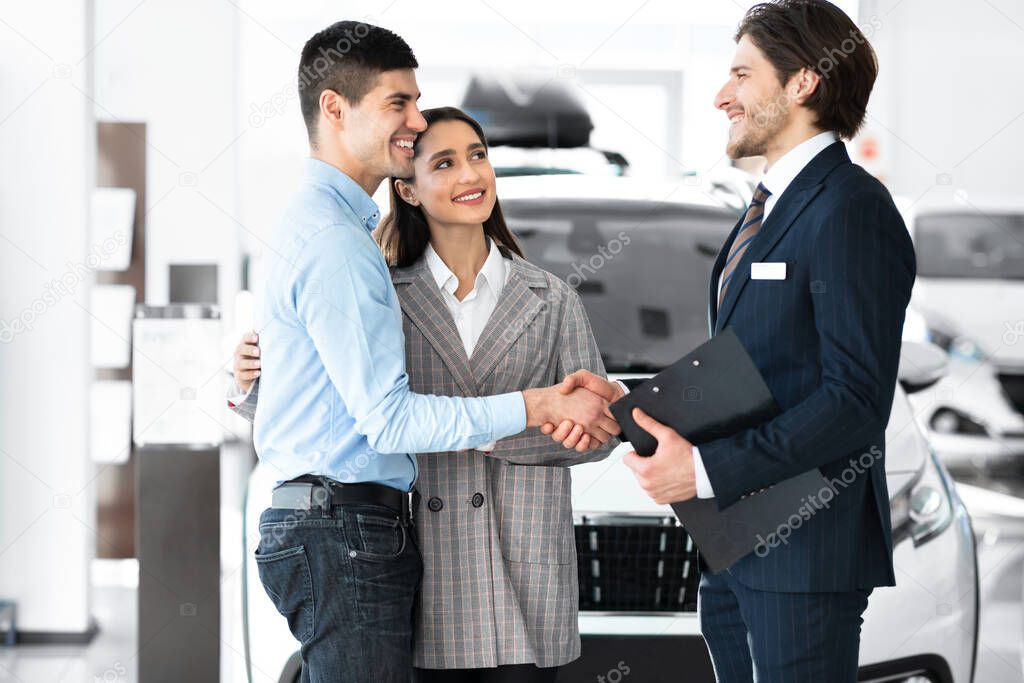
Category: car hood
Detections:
[{"x1": 914, "y1": 278, "x2": 1024, "y2": 372}]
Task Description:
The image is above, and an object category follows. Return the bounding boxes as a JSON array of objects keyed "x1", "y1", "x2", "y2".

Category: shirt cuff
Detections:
[
  {"x1": 692, "y1": 446, "x2": 715, "y2": 499},
  {"x1": 226, "y1": 379, "x2": 252, "y2": 408},
  {"x1": 487, "y1": 392, "x2": 527, "y2": 441},
  {"x1": 616, "y1": 380, "x2": 630, "y2": 396}
]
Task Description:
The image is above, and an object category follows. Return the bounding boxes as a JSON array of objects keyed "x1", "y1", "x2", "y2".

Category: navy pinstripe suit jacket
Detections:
[{"x1": 640, "y1": 141, "x2": 916, "y2": 592}]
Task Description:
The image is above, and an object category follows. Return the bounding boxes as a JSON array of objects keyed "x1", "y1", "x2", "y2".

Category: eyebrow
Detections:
[
  {"x1": 427, "y1": 142, "x2": 486, "y2": 163},
  {"x1": 385, "y1": 91, "x2": 422, "y2": 102},
  {"x1": 730, "y1": 65, "x2": 752, "y2": 73}
]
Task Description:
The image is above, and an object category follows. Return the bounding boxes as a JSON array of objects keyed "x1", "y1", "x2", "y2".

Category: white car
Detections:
[
  {"x1": 954, "y1": 483, "x2": 1024, "y2": 682},
  {"x1": 895, "y1": 203, "x2": 1024, "y2": 474},
  {"x1": 906, "y1": 206, "x2": 1024, "y2": 418},
  {"x1": 234, "y1": 176, "x2": 978, "y2": 682},
  {"x1": 904, "y1": 342, "x2": 1024, "y2": 474}
]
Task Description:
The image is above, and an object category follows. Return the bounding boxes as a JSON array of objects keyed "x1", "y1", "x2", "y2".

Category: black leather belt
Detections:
[{"x1": 271, "y1": 475, "x2": 416, "y2": 523}]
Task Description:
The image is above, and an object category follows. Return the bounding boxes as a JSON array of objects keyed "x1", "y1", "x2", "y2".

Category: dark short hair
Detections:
[
  {"x1": 298, "y1": 21, "x2": 418, "y2": 145},
  {"x1": 736, "y1": 0, "x2": 878, "y2": 138},
  {"x1": 376, "y1": 107, "x2": 524, "y2": 268}
]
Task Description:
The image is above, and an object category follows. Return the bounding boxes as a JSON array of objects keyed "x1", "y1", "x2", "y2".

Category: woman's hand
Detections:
[{"x1": 233, "y1": 331, "x2": 262, "y2": 392}]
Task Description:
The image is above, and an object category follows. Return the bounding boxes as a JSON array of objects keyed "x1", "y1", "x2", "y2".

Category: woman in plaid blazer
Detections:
[{"x1": 231, "y1": 106, "x2": 616, "y2": 683}]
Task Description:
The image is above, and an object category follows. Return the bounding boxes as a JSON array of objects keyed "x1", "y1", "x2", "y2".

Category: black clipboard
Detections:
[{"x1": 609, "y1": 328, "x2": 829, "y2": 572}]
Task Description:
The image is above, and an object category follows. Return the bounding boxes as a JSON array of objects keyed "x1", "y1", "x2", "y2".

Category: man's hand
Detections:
[
  {"x1": 623, "y1": 407, "x2": 697, "y2": 504},
  {"x1": 540, "y1": 369, "x2": 625, "y2": 449},
  {"x1": 233, "y1": 332, "x2": 262, "y2": 392},
  {"x1": 523, "y1": 384, "x2": 620, "y2": 453}
]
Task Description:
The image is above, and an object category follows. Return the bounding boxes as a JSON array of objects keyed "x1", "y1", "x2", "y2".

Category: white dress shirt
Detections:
[
  {"x1": 715, "y1": 131, "x2": 839, "y2": 304},
  {"x1": 425, "y1": 239, "x2": 509, "y2": 452},
  {"x1": 424, "y1": 239, "x2": 508, "y2": 359},
  {"x1": 641, "y1": 130, "x2": 840, "y2": 499}
]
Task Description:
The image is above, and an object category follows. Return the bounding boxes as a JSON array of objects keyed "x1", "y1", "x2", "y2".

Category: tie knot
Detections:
[{"x1": 750, "y1": 182, "x2": 771, "y2": 206}]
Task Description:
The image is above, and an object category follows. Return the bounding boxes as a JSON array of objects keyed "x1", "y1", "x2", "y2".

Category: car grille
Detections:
[{"x1": 575, "y1": 516, "x2": 701, "y2": 613}]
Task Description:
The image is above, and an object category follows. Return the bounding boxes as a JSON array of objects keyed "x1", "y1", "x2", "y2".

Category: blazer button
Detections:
[
  {"x1": 427, "y1": 496, "x2": 443, "y2": 512},
  {"x1": 471, "y1": 492, "x2": 484, "y2": 508}
]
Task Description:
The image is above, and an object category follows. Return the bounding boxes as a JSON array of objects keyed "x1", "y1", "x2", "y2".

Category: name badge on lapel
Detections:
[{"x1": 751, "y1": 262, "x2": 787, "y2": 280}]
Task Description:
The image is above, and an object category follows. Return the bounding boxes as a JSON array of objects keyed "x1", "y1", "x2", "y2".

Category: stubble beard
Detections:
[{"x1": 726, "y1": 94, "x2": 790, "y2": 160}]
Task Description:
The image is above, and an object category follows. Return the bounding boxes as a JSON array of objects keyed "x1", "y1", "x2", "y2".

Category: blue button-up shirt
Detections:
[{"x1": 254, "y1": 158, "x2": 527, "y2": 490}]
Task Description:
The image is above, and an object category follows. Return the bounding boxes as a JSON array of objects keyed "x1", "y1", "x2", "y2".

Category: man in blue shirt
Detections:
[{"x1": 247, "y1": 21, "x2": 618, "y2": 682}]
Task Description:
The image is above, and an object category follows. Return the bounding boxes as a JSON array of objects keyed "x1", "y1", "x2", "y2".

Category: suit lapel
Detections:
[
  {"x1": 471, "y1": 255, "x2": 549, "y2": 386},
  {"x1": 709, "y1": 212, "x2": 746, "y2": 335},
  {"x1": 391, "y1": 260, "x2": 477, "y2": 396},
  {"x1": 714, "y1": 183, "x2": 823, "y2": 333},
  {"x1": 713, "y1": 141, "x2": 850, "y2": 335}
]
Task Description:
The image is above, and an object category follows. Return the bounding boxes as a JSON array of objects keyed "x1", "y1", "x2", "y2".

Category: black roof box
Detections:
[{"x1": 460, "y1": 75, "x2": 594, "y2": 148}]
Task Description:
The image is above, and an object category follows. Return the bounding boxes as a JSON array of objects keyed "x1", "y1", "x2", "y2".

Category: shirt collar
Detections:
[
  {"x1": 761, "y1": 131, "x2": 838, "y2": 200},
  {"x1": 424, "y1": 238, "x2": 507, "y2": 297},
  {"x1": 304, "y1": 158, "x2": 381, "y2": 231}
]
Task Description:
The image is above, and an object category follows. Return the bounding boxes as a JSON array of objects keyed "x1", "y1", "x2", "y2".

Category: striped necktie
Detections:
[{"x1": 718, "y1": 182, "x2": 772, "y2": 308}]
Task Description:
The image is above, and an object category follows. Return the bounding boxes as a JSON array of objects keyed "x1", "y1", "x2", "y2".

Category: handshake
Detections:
[
  {"x1": 524, "y1": 370, "x2": 627, "y2": 452},
  {"x1": 233, "y1": 335, "x2": 697, "y2": 502},
  {"x1": 233, "y1": 334, "x2": 624, "y2": 452}
]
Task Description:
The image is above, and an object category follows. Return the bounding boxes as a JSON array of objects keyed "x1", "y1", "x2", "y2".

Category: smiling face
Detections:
[
  {"x1": 714, "y1": 35, "x2": 794, "y2": 160},
  {"x1": 394, "y1": 119, "x2": 497, "y2": 228},
  {"x1": 332, "y1": 68, "x2": 427, "y2": 185}
]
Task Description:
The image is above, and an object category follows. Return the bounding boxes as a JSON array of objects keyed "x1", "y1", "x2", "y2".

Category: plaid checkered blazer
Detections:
[{"x1": 232, "y1": 251, "x2": 616, "y2": 669}]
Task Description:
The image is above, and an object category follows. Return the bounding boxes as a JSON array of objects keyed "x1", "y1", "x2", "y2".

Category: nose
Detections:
[
  {"x1": 408, "y1": 106, "x2": 427, "y2": 133},
  {"x1": 458, "y1": 161, "x2": 481, "y2": 185},
  {"x1": 714, "y1": 79, "x2": 734, "y2": 111}
]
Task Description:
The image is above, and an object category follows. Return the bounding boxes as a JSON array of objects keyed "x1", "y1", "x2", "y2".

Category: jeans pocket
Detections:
[
  {"x1": 350, "y1": 511, "x2": 406, "y2": 561},
  {"x1": 255, "y1": 544, "x2": 315, "y2": 643}
]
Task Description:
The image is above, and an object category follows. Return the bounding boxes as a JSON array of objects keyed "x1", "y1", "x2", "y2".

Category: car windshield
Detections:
[
  {"x1": 503, "y1": 199, "x2": 738, "y2": 373},
  {"x1": 915, "y1": 212, "x2": 1024, "y2": 279}
]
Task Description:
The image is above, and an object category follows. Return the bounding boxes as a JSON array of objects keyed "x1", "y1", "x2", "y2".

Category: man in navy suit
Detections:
[{"x1": 546, "y1": 1, "x2": 916, "y2": 679}]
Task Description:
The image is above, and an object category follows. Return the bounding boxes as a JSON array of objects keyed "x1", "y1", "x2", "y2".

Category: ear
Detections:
[
  {"x1": 394, "y1": 178, "x2": 419, "y2": 206},
  {"x1": 791, "y1": 67, "x2": 821, "y2": 104},
  {"x1": 319, "y1": 89, "x2": 345, "y2": 135}
]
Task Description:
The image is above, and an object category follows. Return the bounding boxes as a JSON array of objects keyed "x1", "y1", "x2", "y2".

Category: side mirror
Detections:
[{"x1": 899, "y1": 341, "x2": 949, "y2": 394}]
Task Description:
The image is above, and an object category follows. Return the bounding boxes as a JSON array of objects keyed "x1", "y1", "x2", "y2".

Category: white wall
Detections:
[
  {"x1": 94, "y1": 0, "x2": 242, "y2": 328},
  {"x1": 860, "y1": 0, "x2": 1023, "y2": 209},
  {"x1": 0, "y1": 1, "x2": 95, "y2": 633}
]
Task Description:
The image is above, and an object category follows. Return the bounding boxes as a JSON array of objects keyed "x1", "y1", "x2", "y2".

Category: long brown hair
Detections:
[{"x1": 375, "y1": 106, "x2": 524, "y2": 268}]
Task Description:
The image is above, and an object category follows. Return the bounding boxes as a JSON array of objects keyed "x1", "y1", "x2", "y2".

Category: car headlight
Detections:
[
  {"x1": 951, "y1": 337, "x2": 986, "y2": 362},
  {"x1": 926, "y1": 327, "x2": 986, "y2": 363},
  {"x1": 929, "y1": 407, "x2": 988, "y2": 436},
  {"x1": 891, "y1": 450, "x2": 955, "y2": 547}
]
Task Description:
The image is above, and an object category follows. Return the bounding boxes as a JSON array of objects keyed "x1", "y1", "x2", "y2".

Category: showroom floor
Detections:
[
  {"x1": 2, "y1": 478, "x2": 1023, "y2": 683},
  {"x1": 0, "y1": 583, "x2": 137, "y2": 682}
]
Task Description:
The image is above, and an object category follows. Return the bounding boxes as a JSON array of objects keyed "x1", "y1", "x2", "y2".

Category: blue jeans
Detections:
[{"x1": 256, "y1": 503, "x2": 422, "y2": 682}]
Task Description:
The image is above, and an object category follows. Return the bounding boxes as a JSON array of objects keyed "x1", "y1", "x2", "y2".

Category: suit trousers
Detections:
[{"x1": 698, "y1": 569, "x2": 871, "y2": 683}]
